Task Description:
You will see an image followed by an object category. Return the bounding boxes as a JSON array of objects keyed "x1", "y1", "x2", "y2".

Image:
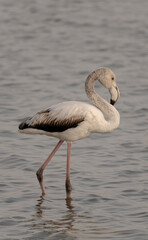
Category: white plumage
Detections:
[
  {"x1": 19, "y1": 67, "x2": 120, "y2": 197},
  {"x1": 19, "y1": 101, "x2": 111, "y2": 141}
]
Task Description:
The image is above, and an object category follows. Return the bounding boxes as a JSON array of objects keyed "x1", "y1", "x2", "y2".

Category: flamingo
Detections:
[{"x1": 19, "y1": 67, "x2": 120, "y2": 197}]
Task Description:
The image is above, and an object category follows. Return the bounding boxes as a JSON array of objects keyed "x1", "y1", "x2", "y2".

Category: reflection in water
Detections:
[
  {"x1": 35, "y1": 195, "x2": 45, "y2": 219},
  {"x1": 32, "y1": 196, "x2": 118, "y2": 239},
  {"x1": 31, "y1": 195, "x2": 77, "y2": 238},
  {"x1": 65, "y1": 197, "x2": 74, "y2": 212}
]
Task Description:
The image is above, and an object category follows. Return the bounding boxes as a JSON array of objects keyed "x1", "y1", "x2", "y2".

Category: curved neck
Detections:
[{"x1": 85, "y1": 70, "x2": 120, "y2": 131}]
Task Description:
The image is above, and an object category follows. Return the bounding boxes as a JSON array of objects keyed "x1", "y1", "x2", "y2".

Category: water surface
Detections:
[{"x1": 0, "y1": 0, "x2": 148, "y2": 239}]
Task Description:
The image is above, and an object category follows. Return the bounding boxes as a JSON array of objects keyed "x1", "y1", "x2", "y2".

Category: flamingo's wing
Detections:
[{"x1": 19, "y1": 103, "x2": 85, "y2": 133}]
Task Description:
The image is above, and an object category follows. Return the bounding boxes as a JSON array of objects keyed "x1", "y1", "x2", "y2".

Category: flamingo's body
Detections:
[
  {"x1": 19, "y1": 101, "x2": 118, "y2": 141},
  {"x1": 19, "y1": 68, "x2": 120, "y2": 197}
]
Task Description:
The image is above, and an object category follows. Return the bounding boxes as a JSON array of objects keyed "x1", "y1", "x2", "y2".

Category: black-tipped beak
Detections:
[
  {"x1": 109, "y1": 85, "x2": 120, "y2": 106},
  {"x1": 110, "y1": 99, "x2": 116, "y2": 105}
]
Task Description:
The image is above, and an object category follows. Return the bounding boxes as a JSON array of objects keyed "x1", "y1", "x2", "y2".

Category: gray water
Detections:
[{"x1": 0, "y1": 0, "x2": 148, "y2": 239}]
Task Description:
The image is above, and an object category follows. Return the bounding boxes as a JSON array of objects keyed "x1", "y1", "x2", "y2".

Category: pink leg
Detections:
[
  {"x1": 36, "y1": 140, "x2": 64, "y2": 195},
  {"x1": 65, "y1": 142, "x2": 72, "y2": 197}
]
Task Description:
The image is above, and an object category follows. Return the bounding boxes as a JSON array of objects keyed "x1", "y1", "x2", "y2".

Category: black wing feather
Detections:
[{"x1": 19, "y1": 110, "x2": 84, "y2": 132}]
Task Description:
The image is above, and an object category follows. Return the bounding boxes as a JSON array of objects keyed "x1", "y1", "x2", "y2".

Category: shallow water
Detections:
[{"x1": 0, "y1": 0, "x2": 148, "y2": 239}]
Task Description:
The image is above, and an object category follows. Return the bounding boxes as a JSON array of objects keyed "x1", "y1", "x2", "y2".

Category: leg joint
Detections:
[
  {"x1": 65, "y1": 179, "x2": 72, "y2": 192},
  {"x1": 36, "y1": 169, "x2": 43, "y2": 183}
]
